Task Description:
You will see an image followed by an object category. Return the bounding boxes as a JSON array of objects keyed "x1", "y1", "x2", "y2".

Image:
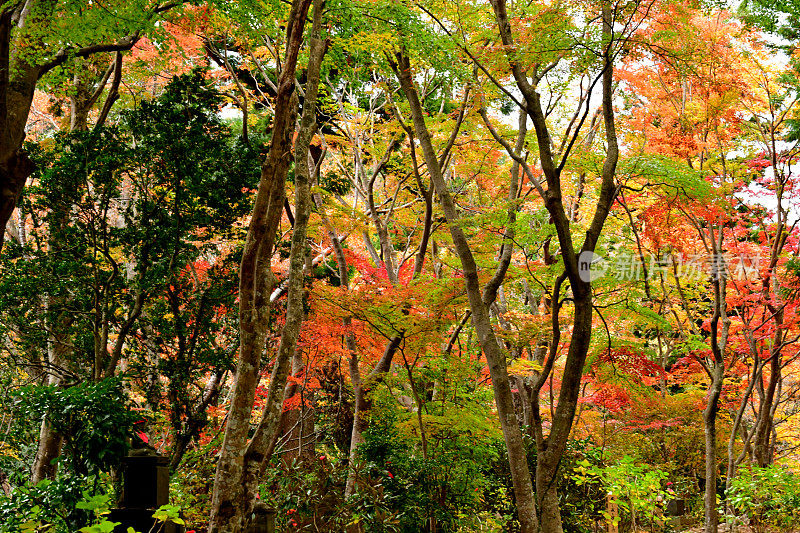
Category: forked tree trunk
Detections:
[
  {"x1": 487, "y1": 1, "x2": 620, "y2": 529},
  {"x1": 393, "y1": 51, "x2": 539, "y2": 533},
  {"x1": 208, "y1": 1, "x2": 324, "y2": 529},
  {"x1": 750, "y1": 129, "x2": 791, "y2": 470},
  {"x1": 0, "y1": 151, "x2": 33, "y2": 252},
  {"x1": 30, "y1": 304, "x2": 72, "y2": 483},
  {"x1": 704, "y1": 364, "x2": 724, "y2": 533},
  {"x1": 239, "y1": 6, "x2": 326, "y2": 522},
  {"x1": 343, "y1": 135, "x2": 403, "y2": 496},
  {"x1": 753, "y1": 353, "x2": 780, "y2": 467},
  {"x1": 724, "y1": 347, "x2": 761, "y2": 510},
  {"x1": 207, "y1": 1, "x2": 313, "y2": 530},
  {"x1": 753, "y1": 288, "x2": 784, "y2": 468},
  {"x1": 344, "y1": 335, "x2": 401, "y2": 497}
]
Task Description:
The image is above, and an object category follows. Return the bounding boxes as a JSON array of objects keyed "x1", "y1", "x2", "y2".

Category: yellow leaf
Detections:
[{"x1": 508, "y1": 359, "x2": 543, "y2": 376}]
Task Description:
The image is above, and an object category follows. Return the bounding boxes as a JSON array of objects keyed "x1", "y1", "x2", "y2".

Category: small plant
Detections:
[
  {"x1": 74, "y1": 492, "x2": 185, "y2": 533},
  {"x1": 17, "y1": 505, "x2": 50, "y2": 533},
  {"x1": 150, "y1": 504, "x2": 186, "y2": 532},
  {"x1": 573, "y1": 455, "x2": 673, "y2": 531},
  {"x1": 76, "y1": 492, "x2": 122, "y2": 533},
  {"x1": 724, "y1": 465, "x2": 800, "y2": 532}
]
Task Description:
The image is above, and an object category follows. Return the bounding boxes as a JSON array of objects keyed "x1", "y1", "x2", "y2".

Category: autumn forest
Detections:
[{"x1": 0, "y1": 0, "x2": 799, "y2": 531}]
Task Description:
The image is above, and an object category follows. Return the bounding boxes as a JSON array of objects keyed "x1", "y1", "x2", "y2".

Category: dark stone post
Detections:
[
  {"x1": 110, "y1": 451, "x2": 181, "y2": 533},
  {"x1": 245, "y1": 502, "x2": 276, "y2": 533},
  {"x1": 666, "y1": 499, "x2": 686, "y2": 516},
  {"x1": 666, "y1": 498, "x2": 688, "y2": 528}
]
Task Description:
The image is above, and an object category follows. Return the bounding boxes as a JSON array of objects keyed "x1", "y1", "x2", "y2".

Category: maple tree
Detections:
[
  {"x1": 614, "y1": 6, "x2": 800, "y2": 531},
  {"x1": 3, "y1": 1, "x2": 800, "y2": 532}
]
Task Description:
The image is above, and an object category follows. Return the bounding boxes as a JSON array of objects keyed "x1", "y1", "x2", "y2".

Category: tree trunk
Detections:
[
  {"x1": 344, "y1": 335, "x2": 401, "y2": 497},
  {"x1": 724, "y1": 349, "x2": 761, "y2": 507},
  {"x1": 207, "y1": 1, "x2": 314, "y2": 530},
  {"x1": 169, "y1": 370, "x2": 225, "y2": 472},
  {"x1": 703, "y1": 235, "x2": 730, "y2": 533},
  {"x1": 486, "y1": 2, "x2": 621, "y2": 528},
  {"x1": 345, "y1": 347, "x2": 367, "y2": 498},
  {"x1": 0, "y1": 150, "x2": 34, "y2": 252},
  {"x1": 753, "y1": 344, "x2": 781, "y2": 467},
  {"x1": 539, "y1": 483, "x2": 563, "y2": 533},
  {"x1": 31, "y1": 421, "x2": 62, "y2": 484},
  {"x1": 31, "y1": 292, "x2": 71, "y2": 483},
  {"x1": 342, "y1": 135, "x2": 403, "y2": 491},
  {"x1": 239, "y1": 7, "x2": 325, "y2": 523},
  {"x1": 536, "y1": 295, "x2": 595, "y2": 533},
  {"x1": 207, "y1": 2, "x2": 323, "y2": 529},
  {"x1": 31, "y1": 65, "x2": 129, "y2": 481},
  {"x1": 392, "y1": 51, "x2": 539, "y2": 533},
  {"x1": 704, "y1": 364, "x2": 724, "y2": 533},
  {"x1": 30, "y1": 309, "x2": 72, "y2": 483},
  {"x1": 0, "y1": 5, "x2": 37, "y2": 253}
]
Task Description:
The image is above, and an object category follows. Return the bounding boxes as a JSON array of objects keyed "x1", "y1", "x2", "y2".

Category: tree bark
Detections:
[
  {"x1": 752, "y1": 277, "x2": 785, "y2": 468},
  {"x1": 704, "y1": 363, "x2": 724, "y2": 533},
  {"x1": 703, "y1": 234, "x2": 730, "y2": 533},
  {"x1": 31, "y1": 421, "x2": 62, "y2": 484},
  {"x1": 724, "y1": 347, "x2": 762, "y2": 505},
  {"x1": 240, "y1": 8, "x2": 326, "y2": 522},
  {"x1": 207, "y1": 1, "x2": 313, "y2": 529},
  {"x1": 30, "y1": 298, "x2": 72, "y2": 483},
  {"x1": 486, "y1": 1, "x2": 620, "y2": 528},
  {"x1": 753, "y1": 348, "x2": 780, "y2": 467},
  {"x1": 0, "y1": 6, "x2": 36, "y2": 254},
  {"x1": 207, "y1": 1, "x2": 321, "y2": 529},
  {"x1": 392, "y1": 50, "x2": 539, "y2": 533}
]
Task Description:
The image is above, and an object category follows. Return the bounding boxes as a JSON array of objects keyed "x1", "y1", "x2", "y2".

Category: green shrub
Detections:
[
  {"x1": 14, "y1": 378, "x2": 140, "y2": 476},
  {"x1": 725, "y1": 465, "x2": 800, "y2": 532},
  {"x1": 573, "y1": 455, "x2": 673, "y2": 531},
  {"x1": 0, "y1": 379, "x2": 139, "y2": 532}
]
